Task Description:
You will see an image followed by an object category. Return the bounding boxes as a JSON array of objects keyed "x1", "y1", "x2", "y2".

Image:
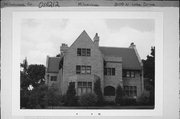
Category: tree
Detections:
[
  {"x1": 20, "y1": 58, "x2": 46, "y2": 108},
  {"x1": 94, "y1": 78, "x2": 104, "y2": 106},
  {"x1": 64, "y1": 82, "x2": 77, "y2": 106},
  {"x1": 115, "y1": 85, "x2": 123, "y2": 105},
  {"x1": 142, "y1": 47, "x2": 155, "y2": 83},
  {"x1": 26, "y1": 84, "x2": 48, "y2": 109},
  {"x1": 142, "y1": 47, "x2": 155, "y2": 105},
  {"x1": 27, "y1": 64, "x2": 46, "y2": 88}
]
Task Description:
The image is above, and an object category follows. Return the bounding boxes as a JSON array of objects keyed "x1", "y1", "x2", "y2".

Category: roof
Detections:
[
  {"x1": 47, "y1": 57, "x2": 61, "y2": 73},
  {"x1": 99, "y1": 47, "x2": 142, "y2": 70}
]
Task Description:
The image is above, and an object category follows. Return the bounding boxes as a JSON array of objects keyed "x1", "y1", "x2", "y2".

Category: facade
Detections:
[{"x1": 45, "y1": 30, "x2": 144, "y2": 101}]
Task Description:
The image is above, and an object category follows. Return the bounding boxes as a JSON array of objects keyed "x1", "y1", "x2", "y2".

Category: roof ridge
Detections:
[{"x1": 99, "y1": 46, "x2": 132, "y2": 49}]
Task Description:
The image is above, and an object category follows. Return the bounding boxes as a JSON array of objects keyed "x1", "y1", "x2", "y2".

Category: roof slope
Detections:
[
  {"x1": 99, "y1": 47, "x2": 142, "y2": 70},
  {"x1": 47, "y1": 57, "x2": 60, "y2": 73}
]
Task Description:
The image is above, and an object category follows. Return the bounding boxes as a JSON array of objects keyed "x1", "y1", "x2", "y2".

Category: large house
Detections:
[{"x1": 45, "y1": 30, "x2": 144, "y2": 101}]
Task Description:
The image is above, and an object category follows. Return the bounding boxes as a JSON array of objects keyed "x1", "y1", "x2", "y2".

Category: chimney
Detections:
[
  {"x1": 129, "y1": 42, "x2": 136, "y2": 48},
  {"x1": 93, "y1": 33, "x2": 99, "y2": 47},
  {"x1": 60, "y1": 43, "x2": 68, "y2": 55}
]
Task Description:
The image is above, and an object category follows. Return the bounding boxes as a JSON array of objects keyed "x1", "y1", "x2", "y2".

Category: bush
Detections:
[
  {"x1": 64, "y1": 82, "x2": 78, "y2": 106},
  {"x1": 26, "y1": 84, "x2": 48, "y2": 109},
  {"x1": 47, "y1": 87, "x2": 63, "y2": 106},
  {"x1": 115, "y1": 85, "x2": 123, "y2": 105},
  {"x1": 94, "y1": 78, "x2": 104, "y2": 106},
  {"x1": 104, "y1": 101, "x2": 116, "y2": 106},
  {"x1": 79, "y1": 93, "x2": 97, "y2": 106},
  {"x1": 121, "y1": 96, "x2": 137, "y2": 106},
  {"x1": 136, "y1": 92, "x2": 150, "y2": 106}
]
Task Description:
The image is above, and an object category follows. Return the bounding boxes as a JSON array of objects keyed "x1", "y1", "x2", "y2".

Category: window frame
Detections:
[
  {"x1": 123, "y1": 70, "x2": 136, "y2": 78},
  {"x1": 77, "y1": 81, "x2": 92, "y2": 96},
  {"x1": 123, "y1": 86, "x2": 137, "y2": 97},
  {"x1": 50, "y1": 76, "x2": 57, "y2": 81},
  {"x1": 76, "y1": 65, "x2": 91, "y2": 75},
  {"x1": 104, "y1": 68, "x2": 116, "y2": 76},
  {"x1": 77, "y1": 48, "x2": 91, "y2": 56}
]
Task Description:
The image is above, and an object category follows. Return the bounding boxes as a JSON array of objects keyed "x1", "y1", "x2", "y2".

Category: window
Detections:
[
  {"x1": 124, "y1": 86, "x2": 137, "y2": 97},
  {"x1": 77, "y1": 48, "x2": 81, "y2": 56},
  {"x1": 104, "y1": 68, "x2": 115, "y2": 76},
  {"x1": 123, "y1": 70, "x2": 135, "y2": 78},
  {"x1": 77, "y1": 48, "x2": 91, "y2": 56},
  {"x1": 50, "y1": 76, "x2": 57, "y2": 81},
  {"x1": 87, "y1": 49, "x2": 91, "y2": 56},
  {"x1": 81, "y1": 66, "x2": 86, "y2": 74},
  {"x1": 76, "y1": 65, "x2": 91, "y2": 74},
  {"x1": 86, "y1": 66, "x2": 91, "y2": 74},
  {"x1": 76, "y1": 65, "x2": 81, "y2": 74},
  {"x1": 77, "y1": 82, "x2": 92, "y2": 96},
  {"x1": 82, "y1": 48, "x2": 86, "y2": 56},
  {"x1": 131, "y1": 71, "x2": 135, "y2": 78},
  {"x1": 126, "y1": 71, "x2": 130, "y2": 77}
]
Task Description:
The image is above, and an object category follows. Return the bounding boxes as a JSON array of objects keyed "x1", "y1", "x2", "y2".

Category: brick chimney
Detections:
[
  {"x1": 60, "y1": 43, "x2": 68, "y2": 55},
  {"x1": 93, "y1": 33, "x2": 99, "y2": 47}
]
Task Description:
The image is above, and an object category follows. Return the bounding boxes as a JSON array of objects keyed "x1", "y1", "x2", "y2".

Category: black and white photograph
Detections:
[
  {"x1": 1, "y1": 0, "x2": 179, "y2": 118},
  {"x1": 20, "y1": 16, "x2": 155, "y2": 109},
  {"x1": 1, "y1": 5, "x2": 179, "y2": 119}
]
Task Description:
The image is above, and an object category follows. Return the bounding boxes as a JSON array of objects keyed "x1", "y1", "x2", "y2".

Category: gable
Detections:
[
  {"x1": 65, "y1": 30, "x2": 103, "y2": 57},
  {"x1": 99, "y1": 47, "x2": 142, "y2": 70},
  {"x1": 69, "y1": 30, "x2": 95, "y2": 49}
]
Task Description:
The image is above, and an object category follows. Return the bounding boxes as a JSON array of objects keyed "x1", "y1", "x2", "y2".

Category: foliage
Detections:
[
  {"x1": 104, "y1": 101, "x2": 116, "y2": 106},
  {"x1": 27, "y1": 64, "x2": 46, "y2": 88},
  {"x1": 142, "y1": 47, "x2": 155, "y2": 83},
  {"x1": 121, "y1": 96, "x2": 137, "y2": 106},
  {"x1": 142, "y1": 47, "x2": 155, "y2": 106},
  {"x1": 136, "y1": 92, "x2": 150, "y2": 106},
  {"x1": 64, "y1": 82, "x2": 78, "y2": 106},
  {"x1": 26, "y1": 84, "x2": 48, "y2": 109},
  {"x1": 79, "y1": 93, "x2": 97, "y2": 106},
  {"x1": 115, "y1": 85, "x2": 124, "y2": 105},
  {"x1": 47, "y1": 86, "x2": 63, "y2": 106},
  {"x1": 20, "y1": 58, "x2": 49, "y2": 109},
  {"x1": 93, "y1": 78, "x2": 104, "y2": 106}
]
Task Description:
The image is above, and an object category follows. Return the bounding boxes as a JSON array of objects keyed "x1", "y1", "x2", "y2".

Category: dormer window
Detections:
[{"x1": 77, "y1": 48, "x2": 91, "y2": 56}]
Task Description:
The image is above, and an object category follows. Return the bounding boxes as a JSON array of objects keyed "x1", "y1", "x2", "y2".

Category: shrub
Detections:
[
  {"x1": 26, "y1": 84, "x2": 48, "y2": 109},
  {"x1": 94, "y1": 78, "x2": 104, "y2": 106},
  {"x1": 47, "y1": 87, "x2": 63, "y2": 106},
  {"x1": 121, "y1": 96, "x2": 137, "y2": 106},
  {"x1": 104, "y1": 101, "x2": 116, "y2": 106},
  {"x1": 115, "y1": 85, "x2": 123, "y2": 105},
  {"x1": 79, "y1": 93, "x2": 97, "y2": 106},
  {"x1": 137, "y1": 92, "x2": 150, "y2": 106},
  {"x1": 64, "y1": 82, "x2": 78, "y2": 106}
]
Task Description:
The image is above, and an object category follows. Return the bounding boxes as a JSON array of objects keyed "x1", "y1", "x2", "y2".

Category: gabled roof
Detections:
[
  {"x1": 99, "y1": 47, "x2": 142, "y2": 70},
  {"x1": 47, "y1": 57, "x2": 61, "y2": 73},
  {"x1": 69, "y1": 30, "x2": 94, "y2": 49}
]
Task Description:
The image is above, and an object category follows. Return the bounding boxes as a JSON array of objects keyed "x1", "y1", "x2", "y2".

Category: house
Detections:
[{"x1": 45, "y1": 30, "x2": 144, "y2": 102}]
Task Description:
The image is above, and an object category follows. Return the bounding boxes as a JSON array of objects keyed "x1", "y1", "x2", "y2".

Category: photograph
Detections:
[{"x1": 20, "y1": 18, "x2": 155, "y2": 109}]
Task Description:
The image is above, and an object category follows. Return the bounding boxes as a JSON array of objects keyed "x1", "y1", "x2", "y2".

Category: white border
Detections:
[{"x1": 12, "y1": 8, "x2": 163, "y2": 116}]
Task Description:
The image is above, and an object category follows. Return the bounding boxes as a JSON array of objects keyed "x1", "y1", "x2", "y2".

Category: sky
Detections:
[{"x1": 21, "y1": 19, "x2": 155, "y2": 65}]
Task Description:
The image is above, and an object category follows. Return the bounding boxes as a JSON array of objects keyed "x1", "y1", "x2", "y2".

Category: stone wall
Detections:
[{"x1": 62, "y1": 33, "x2": 104, "y2": 94}]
